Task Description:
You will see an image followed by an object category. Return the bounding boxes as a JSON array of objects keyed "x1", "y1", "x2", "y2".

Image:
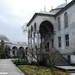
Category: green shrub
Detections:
[{"x1": 12, "y1": 58, "x2": 30, "y2": 65}]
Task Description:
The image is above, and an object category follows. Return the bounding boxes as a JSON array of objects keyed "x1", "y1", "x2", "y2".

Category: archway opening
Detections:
[
  {"x1": 39, "y1": 20, "x2": 54, "y2": 65},
  {"x1": 12, "y1": 46, "x2": 17, "y2": 49},
  {"x1": 19, "y1": 47, "x2": 24, "y2": 50},
  {"x1": 39, "y1": 20, "x2": 54, "y2": 35},
  {"x1": 39, "y1": 20, "x2": 54, "y2": 50},
  {"x1": 17, "y1": 47, "x2": 25, "y2": 59},
  {"x1": 12, "y1": 46, "x2": 17, "y2": 57}
]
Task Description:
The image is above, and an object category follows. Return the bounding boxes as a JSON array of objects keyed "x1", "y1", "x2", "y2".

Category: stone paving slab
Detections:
[
  {"x1": 70, "y1": 73, "x2": 75, "y2": 75},
  {"x1": 1, "y1": 59, "x2": 75, "y2": 75},
  {"x1": 0, "y1": 59, "x2": 25, "y2": 75},
  {"x1": 56, "y1": 66, "x2": 75, "y2": 75},
  {"x1": 56, "y1": 66, "x2": 75, "y2": 70}
]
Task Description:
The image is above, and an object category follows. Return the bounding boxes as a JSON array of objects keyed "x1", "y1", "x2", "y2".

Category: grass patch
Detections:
[{"x1": 18, "y1": 65, "x2": 70, "y2": 75}]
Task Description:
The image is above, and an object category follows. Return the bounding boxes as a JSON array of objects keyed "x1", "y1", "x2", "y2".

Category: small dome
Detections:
[
  {"x1": 0, "y1": 34, "x2": 9, "y2": 41},
  {"x1": 55, "y1": 3, "x2": 67, "y2": 9}
]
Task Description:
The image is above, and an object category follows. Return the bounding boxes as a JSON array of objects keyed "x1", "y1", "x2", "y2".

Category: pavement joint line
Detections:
[{"x1": 10, "y1": 60, "x2": 25, "y2": 75}]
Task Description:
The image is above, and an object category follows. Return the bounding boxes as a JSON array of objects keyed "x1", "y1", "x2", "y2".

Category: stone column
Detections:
[
  {"x1": 40, "y1": 34, "x2": 43, "y2": 48},
  {"x1": 28, "y1": 36, "x2": 29, "y2": 49},
  {"x1": 37, "y1": 31, "x2": 39, "y2": 48},
  {"x1": 36, "y1": 32, "x2": 41, "y2": 48},
  {"x1": 38, "y1": 33, "x2": 41, "y2": 48},
  {"x1": 53, "y1": 30, "x2": 56, "y2": 49},
  {"x1": 30, "y1": 35, "x2": 32, "y2": 49}
]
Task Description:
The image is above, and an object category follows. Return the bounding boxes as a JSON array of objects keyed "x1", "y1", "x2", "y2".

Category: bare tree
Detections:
[
  {"x1": 17, "y1": 48, "x2": 25, "y2": 59},
  {"x1": 28, "y1": 47, "x2": 59, "y2": 72},
  {"x1": 28, "y1": 48, "x2": 40, "y2": 67},
  {"x1": 22, "y1": 22, "x2": 28, "y2": 34},
  {"x1": 43, "y1": 48, "x2": 59, "y2": 72}
]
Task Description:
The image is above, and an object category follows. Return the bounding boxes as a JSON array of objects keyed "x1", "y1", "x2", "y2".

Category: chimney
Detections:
[
  {"x1": 44, "y1": 6, "x2": 46, "y2": 12},
  {"x1": 65, "y1": 0, "x2": 67, "y2": 4}
]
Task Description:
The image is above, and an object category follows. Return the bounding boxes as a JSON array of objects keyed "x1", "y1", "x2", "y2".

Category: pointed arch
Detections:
[
  {"x1": 58, "y1": 17, "x2": 61, "y2": 30},
  {"x1": 64, "y1": 12, "x2": 68, "y2": 28},
  {"x1": 39, "y1": 20, "x2": 54, "y2": 35},
  {"x1": 34, "y1": 22, "x2": 36, "y2": 31}
]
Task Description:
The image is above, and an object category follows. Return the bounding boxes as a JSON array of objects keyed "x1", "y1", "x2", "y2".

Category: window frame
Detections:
[
  {"x1": 51, "y1": 39, "x2": 54, "y2": 48},
  {"x1": 64, "y1": 12, "x2": 68, "y2": 28},
  {"x1": 58, "y1": 17, "x2": 61, "y2": 31},
  {"x1": 65, "y1": 34, "x2": 69, "y2": 47}
]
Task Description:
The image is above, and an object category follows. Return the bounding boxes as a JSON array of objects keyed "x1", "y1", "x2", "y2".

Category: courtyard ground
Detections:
[
  {"x1": 0, "y1": 59, "x2": 75, "y2": 75},
  {"x1": 0, "y1": 59, "x2": 25, "y2": 75}
]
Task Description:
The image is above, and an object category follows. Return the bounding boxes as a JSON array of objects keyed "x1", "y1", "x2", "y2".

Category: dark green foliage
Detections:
[
  {"x1": 17, "y1": 49, "x2": 25, "y2": 58},
  {"x1": 0, "y1": 40, "x2": 10, "y2": 59},
  {"x1": 12, "y1": 58, "x2": 30, "y2": 65}
]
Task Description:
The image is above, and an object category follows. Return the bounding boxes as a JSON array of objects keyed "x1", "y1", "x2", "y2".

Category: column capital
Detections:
[{"x1": 33, "y1": 32, "x2": 35, "y2": 36}]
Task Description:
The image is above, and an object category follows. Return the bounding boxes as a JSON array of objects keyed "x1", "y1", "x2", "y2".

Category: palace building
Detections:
[
  {"x1": 27, "y1": 0, "x2": 75, "y2": 64},
  {"x1": 0, "y1": 34, "x2": 28, "y2": 58}
]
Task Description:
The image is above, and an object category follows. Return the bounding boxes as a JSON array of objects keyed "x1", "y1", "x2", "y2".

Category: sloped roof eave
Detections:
[{"x1": 27, "y1": 13, "x2": 55, "y2": 26}]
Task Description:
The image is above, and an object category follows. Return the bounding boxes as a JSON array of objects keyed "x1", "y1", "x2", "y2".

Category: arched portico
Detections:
[
  {"x1": 37, "y1": 20, "x2": 54, "y2": 65},
  {"x1": 39, "y1": 20, "x2": 54, "y2": 51},
  {"x1": 28, "y1": 20, "x2": 54, "y2": 51}
]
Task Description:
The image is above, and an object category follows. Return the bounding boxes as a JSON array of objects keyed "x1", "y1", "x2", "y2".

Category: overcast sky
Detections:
[{"x1": 0, "y1": 0, "x2": 72, "y2": 42}]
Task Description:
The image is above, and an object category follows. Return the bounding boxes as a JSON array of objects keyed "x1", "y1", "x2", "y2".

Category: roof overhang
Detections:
[{"x1": 27, "y1": 12, "x2": 55, "y2": 26}]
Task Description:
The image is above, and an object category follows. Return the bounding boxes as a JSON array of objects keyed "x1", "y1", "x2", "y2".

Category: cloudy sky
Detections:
[{"x1": 0, "y1": 0, "x2": 72, "y2": 42}]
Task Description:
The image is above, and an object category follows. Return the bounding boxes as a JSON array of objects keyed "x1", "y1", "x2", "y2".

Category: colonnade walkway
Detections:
[{"x1": 0, "y1": 59, "x2": 25, "y2": 75}]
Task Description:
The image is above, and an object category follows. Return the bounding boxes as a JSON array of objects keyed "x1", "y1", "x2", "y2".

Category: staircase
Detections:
[
  {"x1": 54, "y1": 53, "x2": 70, "y2": 66},
  {"x1": 55, "y1": 66, "x2": 75, "y2": 73},
  {"x1": 54, "y1": 54, "x2": 75, "y2": 73}
]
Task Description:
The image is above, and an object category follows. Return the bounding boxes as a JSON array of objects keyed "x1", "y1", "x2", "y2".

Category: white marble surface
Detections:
[
  {"x1": 56, "y1": 66, "x2": 75, "y2": 70},
  {"x1": 70, "y1": 73, "x2": 75, "y2": 75},
  {"x1": 0, "y1": 59, "x2": 25, "y2": 75}
]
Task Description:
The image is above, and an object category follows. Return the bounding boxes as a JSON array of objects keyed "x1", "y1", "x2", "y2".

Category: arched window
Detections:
[
  {"x1": 58, "y1": 17, "x2": 61, "y2": 31},
  {"x1": 64, "y1": 12, "x2": 68, "y2": 28},
  {"x1": 31, "y1": 26, "x2": 33, "y2": 37},
  {"x1": 28, "y1": 30, "x2": 30, "y2": 37},
  {"x1": 34, "y1": 23, "x2": 36, "y2": 31},
  {"x1": 31, "y1": 26, "x2": 33, "y2": 33}
]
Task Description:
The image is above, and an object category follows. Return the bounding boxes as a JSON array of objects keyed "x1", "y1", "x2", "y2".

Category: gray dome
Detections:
[
  {"x1": 55, "y1": 3, "x2": 67, "y2": 9},
  {"x1": 0, "y1": 34, "x2": 9, "y2": 41}
]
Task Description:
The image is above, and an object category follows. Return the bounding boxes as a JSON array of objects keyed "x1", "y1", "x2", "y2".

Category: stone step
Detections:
[{"x1": 56, "y1": 66, "x2": 75, "y2": 73}]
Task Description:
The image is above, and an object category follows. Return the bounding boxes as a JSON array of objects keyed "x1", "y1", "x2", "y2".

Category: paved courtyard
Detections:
[
  {"x1": 56, "y1": 66, "x2": 75, "y2": 70},
  {"x1": 0, "y1": 59, "x2": 75, "y2": 75},
  {"x1": 0, "y1": 59, "x2": 25, "y2": 75}
]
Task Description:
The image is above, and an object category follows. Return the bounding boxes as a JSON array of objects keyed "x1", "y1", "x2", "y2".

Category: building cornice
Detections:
[{"x1": 27, "y1": 0, "x2": 75, "y2": 26}]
